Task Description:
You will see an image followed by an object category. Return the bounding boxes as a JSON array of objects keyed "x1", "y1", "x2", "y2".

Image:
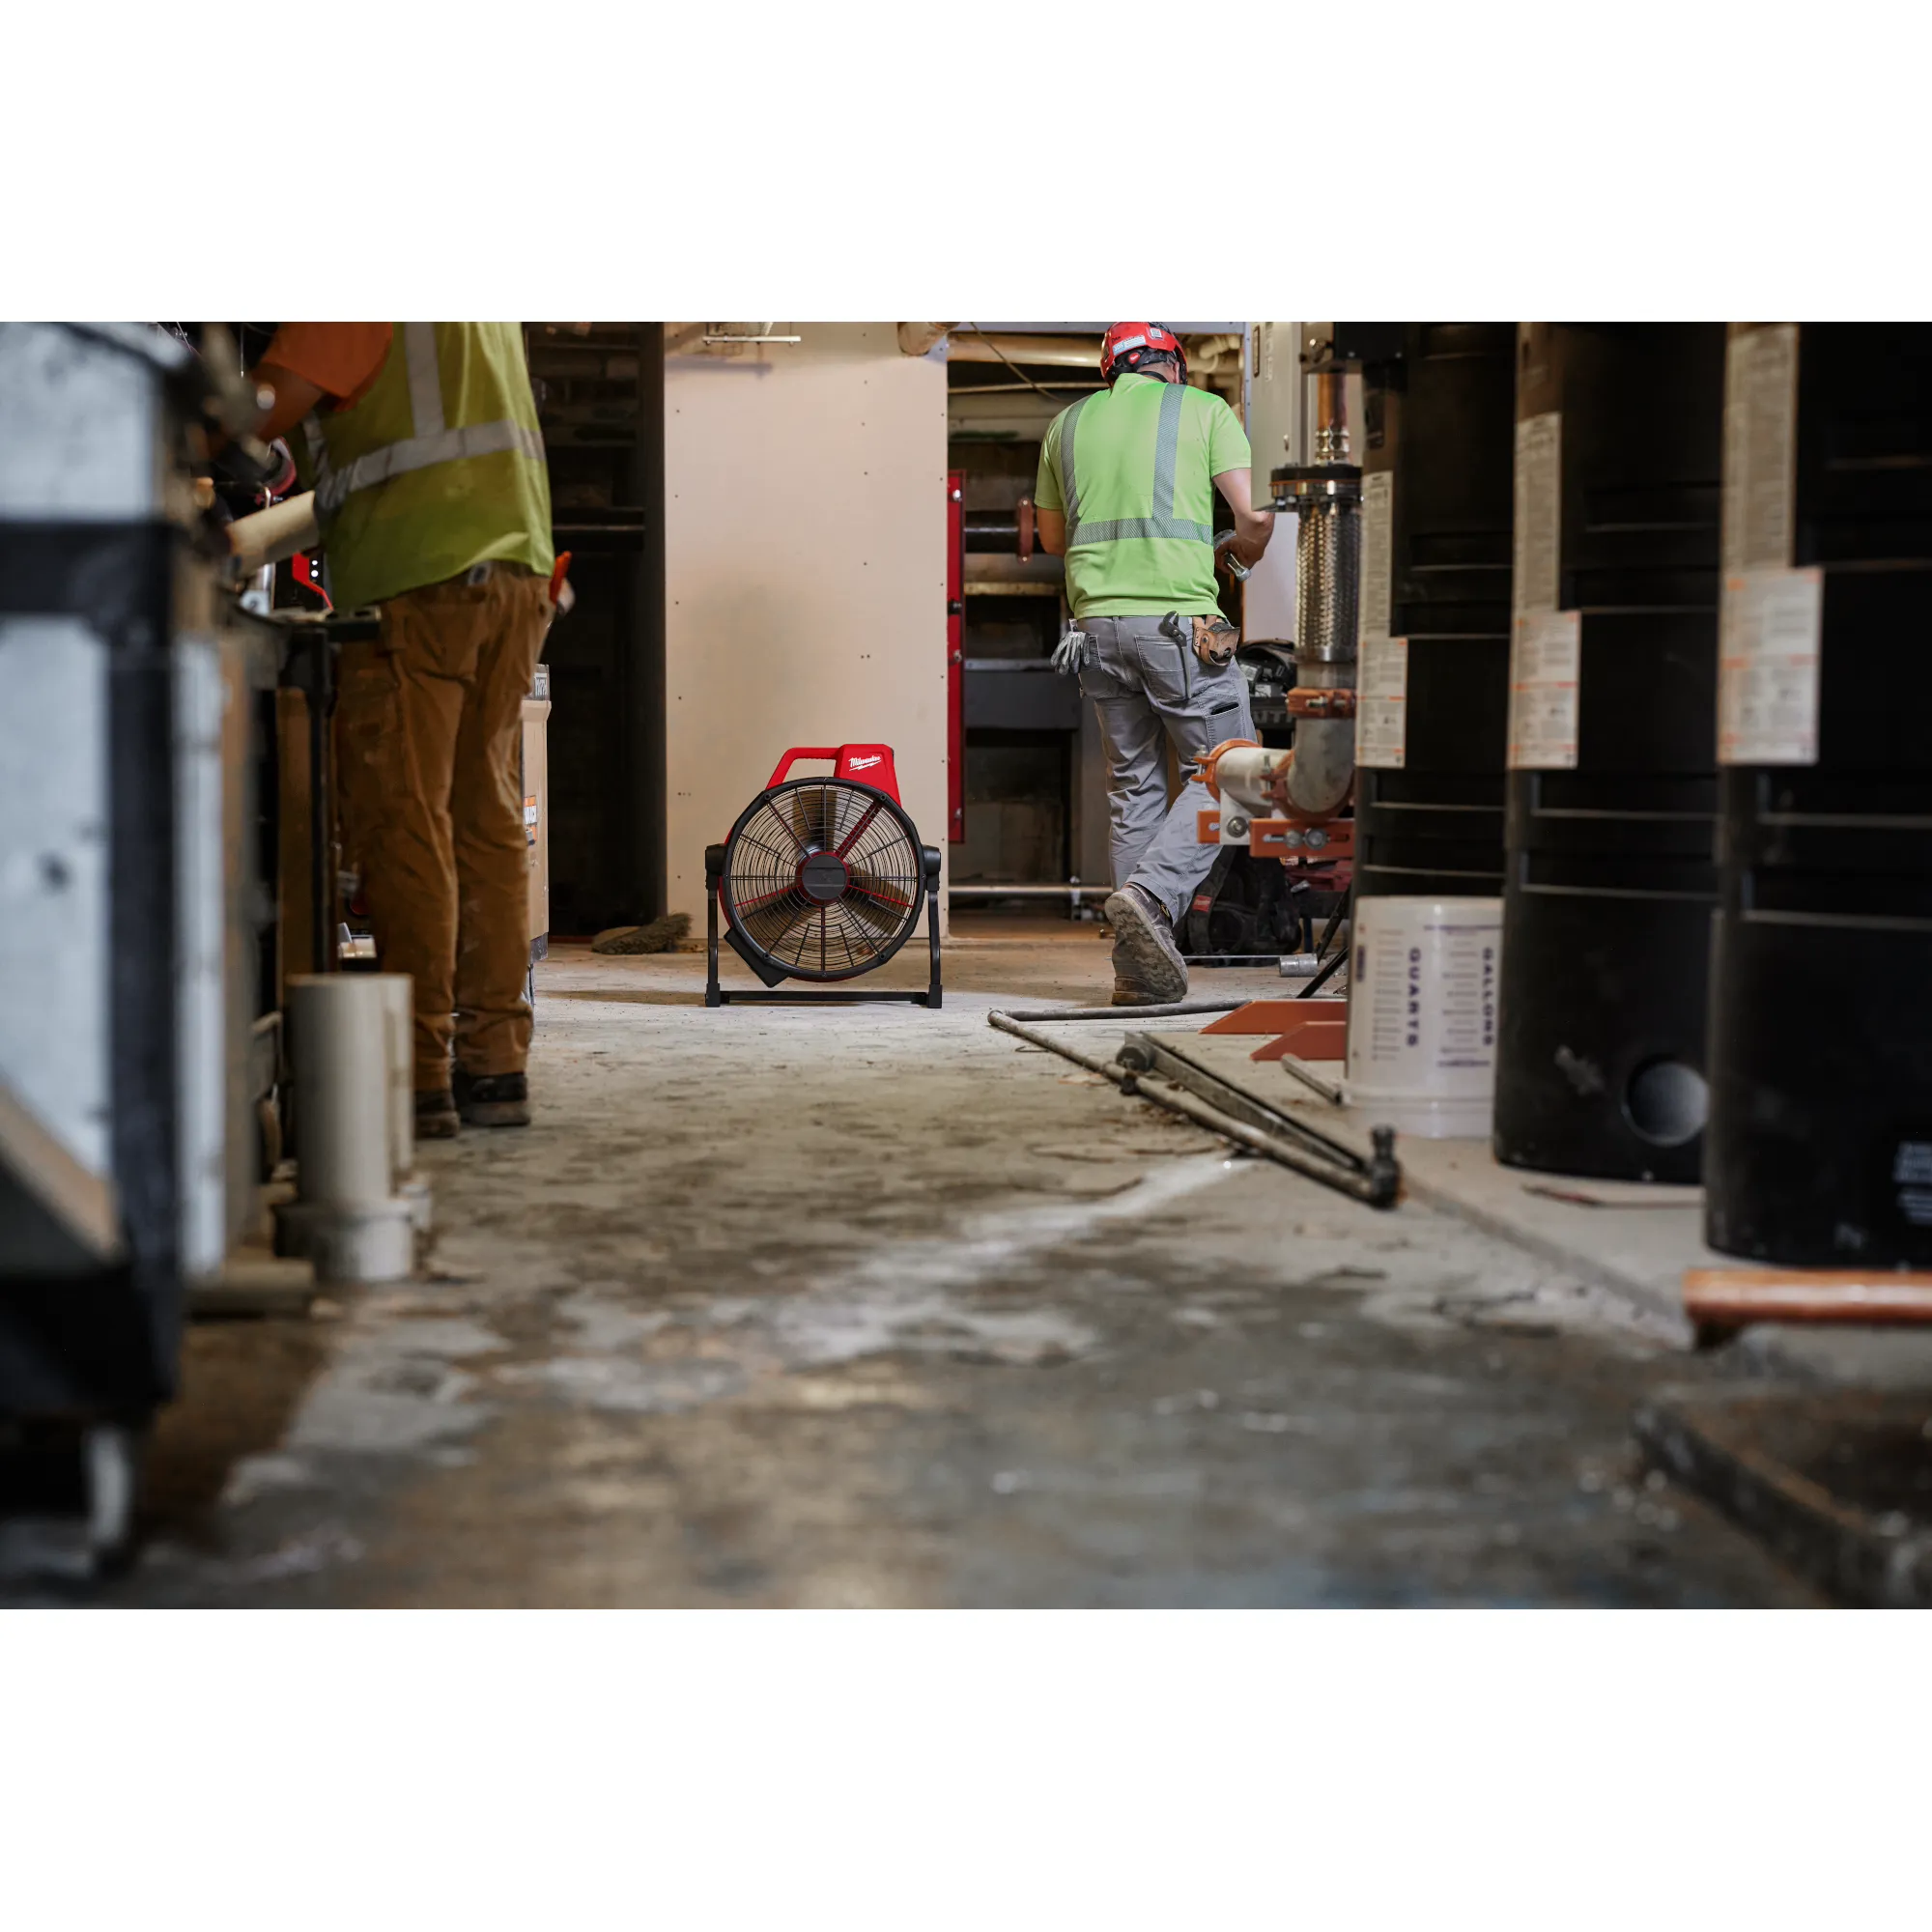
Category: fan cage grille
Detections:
[{"x1": 721, "y1": 778, "x2": 924, "y2": 980}]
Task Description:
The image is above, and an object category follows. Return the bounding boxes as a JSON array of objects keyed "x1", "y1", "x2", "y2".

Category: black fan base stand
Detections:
[{"x1": 705, "y1": 844, "x2": 944, "y2": 1009}]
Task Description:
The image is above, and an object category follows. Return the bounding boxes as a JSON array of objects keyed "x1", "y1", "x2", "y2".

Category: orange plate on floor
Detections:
[
  {"x1": 1202, "y1": 1000, "x2": 1344, "y2": 1037},
  {"x1": 1248, "y1": 1021, "x2": 1348, "y2": 1063}
]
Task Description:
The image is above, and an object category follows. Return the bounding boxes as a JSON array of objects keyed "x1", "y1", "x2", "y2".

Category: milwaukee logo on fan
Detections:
[{"x1": 761, "y1": 744, "x2": 905, "y2": 805}]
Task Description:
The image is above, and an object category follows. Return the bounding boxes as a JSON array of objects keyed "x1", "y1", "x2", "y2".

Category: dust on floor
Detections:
[{"x1": 45, "y1": 931, "x2": 1817, "y2": 1606}]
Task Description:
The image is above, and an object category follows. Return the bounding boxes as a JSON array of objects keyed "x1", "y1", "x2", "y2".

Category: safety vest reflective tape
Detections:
[
  {"x1": 312, "y1": 325, "x2": 545, "y2": 517},
  {"x1": 1059, "y1": 383, "x2": 1213, "y2": 547},
  {"x1": 315, "y1": 417, "x2": 549, "y2": 517}
]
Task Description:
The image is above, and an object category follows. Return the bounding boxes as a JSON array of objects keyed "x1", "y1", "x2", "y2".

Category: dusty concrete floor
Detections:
[{"x1": 58, "y1": 920, "x2": 1815, "y2": 1605}]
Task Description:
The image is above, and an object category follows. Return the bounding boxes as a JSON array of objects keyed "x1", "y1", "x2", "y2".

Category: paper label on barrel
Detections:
[
  {"x1": 1358, "y1": 469, "x2": 1394, "y2": 645},
  {"x1": 1507, "y1": 609, "x2": 1581, "y2": 768},
  {"x1": 1719, "y1": 564, "x2": 1821, "y2": 764},
  {"x1": 1722, "y1": 325, "x2": 1800, "y2": 574},
  {"x1": 1513, "y1": 412, "x2": 1562, "y2": 616},
  {"x1": 1357, "y1": 634, "x2": 1408, "y2": 768}
]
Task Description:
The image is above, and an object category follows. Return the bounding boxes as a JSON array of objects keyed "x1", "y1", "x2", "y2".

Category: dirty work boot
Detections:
[
  {"x1": 1111, "y1": 976, "x2": 1175, "y2": 1009},
  {"x1": 1104, "y1": 884, "x2": 1188, "y2": 1006},
  {"x1": 453, "y1": 1069, "x2": 531, "y2": 1128},
  {"x1": 414, "y1": 1089, "x2": 460, "y2": 1140}
]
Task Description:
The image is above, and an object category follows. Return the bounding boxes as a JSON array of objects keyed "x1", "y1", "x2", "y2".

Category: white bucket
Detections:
[{"x1": 1345, "y1": 895, "x2": 1503, "y2": 1139}]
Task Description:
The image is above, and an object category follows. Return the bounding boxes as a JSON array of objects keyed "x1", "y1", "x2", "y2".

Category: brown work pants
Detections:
[{"x1": 334, "y1": 566, "x2": 548, "y2": 1093}]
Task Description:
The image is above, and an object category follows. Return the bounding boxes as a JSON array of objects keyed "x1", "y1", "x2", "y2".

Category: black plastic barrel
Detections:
[
  {"x1": 1492, "y1": 324, "x2": 1726, "y2": 1182},
  {"x1": 1341, "y1": 322, "x2": 1515, "y2": 899},
  {"x1": 1705, "y1": 325, "x2": 1932, "y2": 1264}
]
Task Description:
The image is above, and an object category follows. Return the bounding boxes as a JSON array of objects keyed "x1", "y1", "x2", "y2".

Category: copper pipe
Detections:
[{"x1": 1312, "y1": 371, "x2": 1350, "y2": 464}]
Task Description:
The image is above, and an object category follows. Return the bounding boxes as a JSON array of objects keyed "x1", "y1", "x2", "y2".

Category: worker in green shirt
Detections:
[{"x1": 1037, "y1": 323, "x2": 1277, "y2": 1005}]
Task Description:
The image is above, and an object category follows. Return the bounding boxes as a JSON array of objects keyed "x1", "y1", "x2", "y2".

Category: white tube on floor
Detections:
[
  {"x1": 289, "y1": 976, "x2": 392, "y2": 1204},
  {"x1": 1345, "y1": 896, "x2": 1503, "y2": 1140},
  {"x1": 280, "y1": 975, "x2": 414, "y2": 1280}
]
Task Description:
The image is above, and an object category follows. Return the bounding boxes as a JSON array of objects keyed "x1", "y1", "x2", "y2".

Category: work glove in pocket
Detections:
[{"x1": 1191, "y1": 615, "x2": 1239, "y2": 670}]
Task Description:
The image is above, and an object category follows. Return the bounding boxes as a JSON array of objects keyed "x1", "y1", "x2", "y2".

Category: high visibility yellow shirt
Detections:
[{"x1": 1035, "y1": 373, "x2": 1250, "y2": 618}]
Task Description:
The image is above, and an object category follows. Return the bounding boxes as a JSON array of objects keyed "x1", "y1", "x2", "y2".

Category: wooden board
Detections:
[{"x1": 1686, "y1": 1266, "x2": 1932, "y2": 1335}]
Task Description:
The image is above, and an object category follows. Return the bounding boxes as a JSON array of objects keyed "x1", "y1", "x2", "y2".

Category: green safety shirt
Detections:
[
  {"x1": 1035, "y1": 372, "x2": 1251, "y2": 619},
  {"x1": 301, "y1": 323, "x2": 554, "y2": 612}
]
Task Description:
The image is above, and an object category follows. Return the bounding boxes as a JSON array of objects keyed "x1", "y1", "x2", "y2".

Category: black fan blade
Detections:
[
  {"x1": 738, "y1": 893, "x2": 816, "y2": 953},
  {"x1": 843, "y1": 867, "x2": 917, "y2": 936}
]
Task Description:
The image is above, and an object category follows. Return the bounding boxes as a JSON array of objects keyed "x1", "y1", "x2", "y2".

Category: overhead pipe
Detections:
[{"x1": 904, "y1": 327, "x2": 1246, "y2": 379}]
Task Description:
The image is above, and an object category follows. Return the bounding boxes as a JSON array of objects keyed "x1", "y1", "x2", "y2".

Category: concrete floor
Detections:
[{"x1": 72, "y1": 920, "x2": 1817, "y2": 1605}]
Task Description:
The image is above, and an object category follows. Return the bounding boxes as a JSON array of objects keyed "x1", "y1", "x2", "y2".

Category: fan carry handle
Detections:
[{"x1": 764, "y1": 743, "x2": 902, "y2": 803}]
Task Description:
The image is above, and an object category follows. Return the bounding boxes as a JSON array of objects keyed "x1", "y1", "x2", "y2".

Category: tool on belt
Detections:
[{"x1": 1159, "y1": 610, "x2": 1239, "y2": 673}]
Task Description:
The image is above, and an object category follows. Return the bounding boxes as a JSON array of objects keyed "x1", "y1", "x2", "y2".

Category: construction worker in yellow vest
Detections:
[{"x1": 246, "y1": 324, "x2": 554, "y2": 1135}]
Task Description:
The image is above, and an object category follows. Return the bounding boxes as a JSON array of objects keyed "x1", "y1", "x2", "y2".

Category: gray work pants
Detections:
[{"x1": 1077, "y1": 614, "x2": 1254, "y2": 923}]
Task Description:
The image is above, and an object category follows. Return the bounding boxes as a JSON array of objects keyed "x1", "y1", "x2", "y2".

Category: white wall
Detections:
[{"x1": 663, "y1": 325, "x2": 950, "y2": 929}]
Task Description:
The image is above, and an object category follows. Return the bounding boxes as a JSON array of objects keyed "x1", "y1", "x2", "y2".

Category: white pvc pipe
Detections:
[
  {"x1": 1210, "y1": 745, "x2": 1286, "y2": 816},
  {"x1": 371, "y1": 974, "x2": 413, "y2": 1182},
  {"x1": 227, "y1": 492, "x2": 320, "y2": 571},
  {"x1": 288, "y1": 975, "x2": 393, "y2": 1207}
]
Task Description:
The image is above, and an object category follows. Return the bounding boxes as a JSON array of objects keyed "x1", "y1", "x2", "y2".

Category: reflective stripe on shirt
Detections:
[
  {"x1": 313, "y1": 324, "x2": 545, "y2": 519},
  {"x1": 1063, "y1": 383, "x2": 1211, "y2": 547}
]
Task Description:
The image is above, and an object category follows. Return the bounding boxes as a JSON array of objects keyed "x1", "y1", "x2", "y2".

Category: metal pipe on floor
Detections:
[{"x1": 987, "y1": 1009, "x2": 1398, "y2": 1207}]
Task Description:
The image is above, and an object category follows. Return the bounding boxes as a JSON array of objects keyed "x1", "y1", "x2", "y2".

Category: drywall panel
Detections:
[{"x1": 664, "y1": 325, "x2": 950, "y2": 931}]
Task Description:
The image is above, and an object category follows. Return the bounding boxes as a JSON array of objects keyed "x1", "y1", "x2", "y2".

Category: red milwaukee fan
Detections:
[{"x1": 704, "y1": 744, "x2": 942, "y2": 1008}]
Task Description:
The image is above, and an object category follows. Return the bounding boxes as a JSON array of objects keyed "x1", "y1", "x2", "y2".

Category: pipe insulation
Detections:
[
  {"x1": 227, "y1": 491, "x2": 320, "y2": 571},
  {"x1": 1283, "y1": 664, "x2": 1356, "y2": 818},
  {"x1": 1210, "y1": 705, "x2": 1354, "y2": 822}
]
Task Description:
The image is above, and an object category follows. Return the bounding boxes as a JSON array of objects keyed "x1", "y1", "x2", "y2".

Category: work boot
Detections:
[
  {"x1": 453, "y1": 1069, "x2": 531, "y2": 1128},
  {"x1": 1104, "y1": 884, "x2": 1188, "y2": 1005},
  {"x1": 414, "y1": 1089, "x2": 460, "y2": 1140},
  {"x1": 1111, "y1": 975, "x2": 1174, "y2": 1009}
]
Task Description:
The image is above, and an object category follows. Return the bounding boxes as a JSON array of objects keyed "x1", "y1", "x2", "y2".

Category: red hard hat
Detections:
[{"x1": 1100, "y1": 322, "x2": 1187, "y2": 384}]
